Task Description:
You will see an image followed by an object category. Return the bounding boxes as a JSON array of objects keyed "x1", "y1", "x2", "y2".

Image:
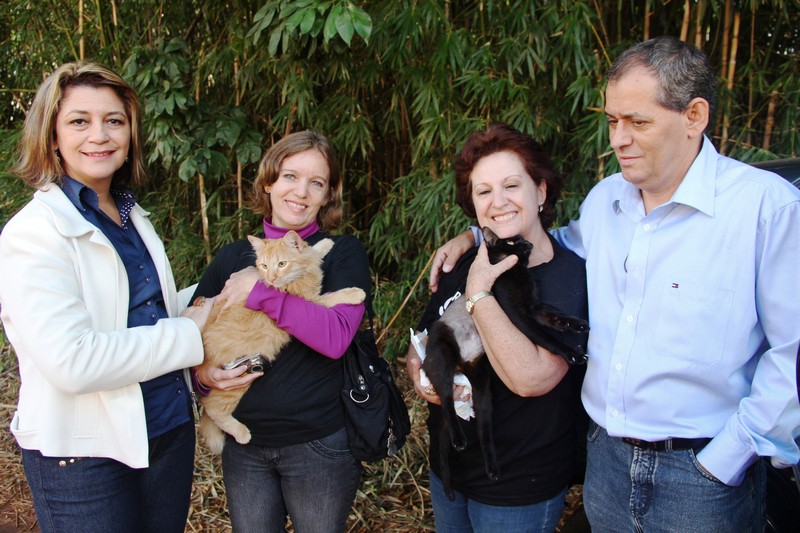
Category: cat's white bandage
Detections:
[{"x1": 410, "y1": 328, "x2": 475, "y2": 420}]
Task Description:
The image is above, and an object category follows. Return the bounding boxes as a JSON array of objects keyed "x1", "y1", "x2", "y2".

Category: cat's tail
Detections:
[{"x1": 199, "y1": 412, "x2": 227, "y2": 455}]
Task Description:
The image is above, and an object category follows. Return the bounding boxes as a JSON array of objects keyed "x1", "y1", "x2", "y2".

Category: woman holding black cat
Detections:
[
  {"x1": 0, "y1": 61, "x2": 214, "y2": 532},
  {"x1": 406, "y1": 123, "x2": 589, "y2": 532},
  {"x1": 192, "y1": 130, "x2": 370, "y2": 533}
]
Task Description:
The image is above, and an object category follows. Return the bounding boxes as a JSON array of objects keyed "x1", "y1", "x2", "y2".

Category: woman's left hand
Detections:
[
  {"x1": 218, "y1": 267, "x2": 261, "y2": 310},
  {"x1": 465, "y1": 241, "x2": 518, "y2": 297},
  {"x1": 195, "y1": 363, "x2": 263, "y2": 391}
]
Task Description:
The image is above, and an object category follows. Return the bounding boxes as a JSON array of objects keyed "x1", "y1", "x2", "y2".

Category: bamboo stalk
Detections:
[
  {"x1": 693, "y1": 0, "x2": 704, "y2": 48},
  {"x1": 720, "y1": 11, "x2": 741, "y2": 154},
  {"x1": 79, "y1": 0, "x2": 84, "y2": 60},
  {"x1": 235, "y1": 57, "x2": 244, "y2": 238},
  {"x1": 110, "y1": 0, "x2": 119, "y2": 63},
  {"x1": 680, "y1": 0, "x2": 690, "y2": 42},
  {"x1": 745, "y1": 3, "x2": 756, "y2": 146},
  {"x1": 720, "y1": 0, "x2": 731, "y2": 79},
  {"x1": 762, "y1": 87, "x2": 779, "y2": 152},
  {"x1": 198, "y1": 173, "x2": 211, "y2": 264},
  {"x1": 94, "y1": 0, "x2": 106, "y2": 50},
  {"x1": 643, "y1": 0, "x2": 652, "y2": 41},
  {"x1": 377, "y1": 251, "x2": 435, "y2": 344}
]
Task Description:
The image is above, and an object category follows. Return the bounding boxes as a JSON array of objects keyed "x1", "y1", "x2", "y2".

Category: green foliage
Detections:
[{"x1": 1, "y1": 0, "x2": 799, "y2": 357}]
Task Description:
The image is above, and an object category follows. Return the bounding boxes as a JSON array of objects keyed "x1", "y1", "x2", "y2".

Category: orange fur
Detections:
[{"x1": 197, "y1": 231, "x2": 365, "y2": 454}]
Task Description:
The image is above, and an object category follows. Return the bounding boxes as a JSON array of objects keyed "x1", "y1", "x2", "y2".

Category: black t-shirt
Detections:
[
  {"x1": 418, "y1": 235, "x2": 588, "y2": 505},
  {"x1": 193, "y1": 231, "x2": 371, "y2": 447}
]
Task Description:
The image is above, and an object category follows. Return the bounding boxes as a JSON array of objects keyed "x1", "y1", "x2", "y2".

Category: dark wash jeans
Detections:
[
  {"x1": 222, "y1": 426, "x2": 363, "y2": 533},
  {"x1": 583, "y1": 421, "x2": 766, "y2": 533},
  {"x1": 21, "y1": 421, "x2": 195, "y2": 533}
]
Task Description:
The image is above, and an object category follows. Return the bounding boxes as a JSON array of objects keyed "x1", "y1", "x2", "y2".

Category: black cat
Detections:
[{"x1": 421, "y1": 226, "x2": 589, "y2": 500}]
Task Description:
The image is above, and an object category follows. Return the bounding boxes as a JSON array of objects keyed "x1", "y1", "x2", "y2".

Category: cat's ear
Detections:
[
  {"x1": 283, "y1": 230, "x2": 305, "y2": 250},
  {"x1": 248, "y1": 235, "x2": 266, "y2": 252},
  {"x1": 481, "y1": 226, "x2": 498, "y2": 246}
]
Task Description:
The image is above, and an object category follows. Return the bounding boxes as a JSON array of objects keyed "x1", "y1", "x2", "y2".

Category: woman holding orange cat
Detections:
[
  {"x1": 193, "y1": 130, "x2": 370, "y2": 533},
  {"x1": 0, "y1": 62, "x2": 214, "y2": 532}
]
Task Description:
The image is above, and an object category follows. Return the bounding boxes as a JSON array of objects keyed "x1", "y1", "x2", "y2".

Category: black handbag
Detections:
[{"x1": 341, "y1": 319, "x2": 410, "y2": 462}]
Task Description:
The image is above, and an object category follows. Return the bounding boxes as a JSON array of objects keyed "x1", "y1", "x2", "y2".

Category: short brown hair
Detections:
[
  {"x1": 249, "y1": 130, "x2": 343, "y2": 231},
  {"x1": 13, "y1": 61, "x2": 146, "y2": 189},
  {"x1": 454, "y1": 123, "x2": 562, "y2": 229}
]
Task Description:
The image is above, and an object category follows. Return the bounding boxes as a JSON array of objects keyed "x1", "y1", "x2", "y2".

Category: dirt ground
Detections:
[{"x1": 0, "y1": 341, "x2": 582, "y2": 532}]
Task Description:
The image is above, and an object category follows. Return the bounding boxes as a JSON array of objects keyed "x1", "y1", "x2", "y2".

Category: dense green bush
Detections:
[{"x1": 1, "y1": 0, "x2": 798, "y2": 357}]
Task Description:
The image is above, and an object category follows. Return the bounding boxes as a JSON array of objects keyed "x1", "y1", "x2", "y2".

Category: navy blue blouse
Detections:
[{"x1": 61, "y1": 177, "x2": 191, "y2": 439}]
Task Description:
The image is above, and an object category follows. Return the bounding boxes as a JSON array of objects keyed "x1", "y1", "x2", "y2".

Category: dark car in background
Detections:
[{"x1": 752, "y1": 158, "x2": 800, "y2": 533}]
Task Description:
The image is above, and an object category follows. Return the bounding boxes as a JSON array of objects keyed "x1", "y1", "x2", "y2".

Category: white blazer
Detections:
[{"x1": 0, "y1": 186, "x2": 204, "y2": 468}]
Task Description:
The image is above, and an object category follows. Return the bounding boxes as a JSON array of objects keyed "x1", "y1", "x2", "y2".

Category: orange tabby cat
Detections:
[{"x1": 197, "y1": 230, "x2": 365, "y2": 454}]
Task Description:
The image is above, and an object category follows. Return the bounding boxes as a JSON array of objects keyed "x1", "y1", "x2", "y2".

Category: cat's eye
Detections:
[
  {"x1": 278, "y1": 260, "x2": 287, "y2": 267},
  {"x1": 259, "y1": 263, "x2": 268, "y2": 269}
]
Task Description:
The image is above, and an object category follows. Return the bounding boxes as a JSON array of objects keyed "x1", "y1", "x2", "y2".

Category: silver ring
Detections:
[{"x1": 424, "y1": 385, "x2": 435, "y2": 395}]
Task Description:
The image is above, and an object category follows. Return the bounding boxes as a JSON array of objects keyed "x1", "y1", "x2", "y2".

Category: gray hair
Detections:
[{"x1": 607, "y1": 36, "x2": 716, "y2": 118}]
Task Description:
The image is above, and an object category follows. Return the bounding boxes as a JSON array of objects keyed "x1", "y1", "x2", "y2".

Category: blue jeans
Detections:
[
  {"x1": 429, "y1": 471, "x2": 567, "y2": 533},
  {"x1": 21, "y1": 421, "x2": 195, "y2": 533},
  {"x1": 221, "y1": 426, "x2": 362, "y2": 533},
  {"x1": 583, "y1": 422, "x2": 766, "y2": 532}
]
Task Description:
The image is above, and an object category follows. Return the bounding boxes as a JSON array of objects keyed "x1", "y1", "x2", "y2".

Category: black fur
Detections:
[{"x1": 422, "y1": 226, "x2": 588, "y2": 500}]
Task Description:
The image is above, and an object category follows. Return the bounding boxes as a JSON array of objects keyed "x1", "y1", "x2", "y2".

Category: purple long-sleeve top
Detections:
[{"x1": 244, "y1": 219, "x2": 365, "y2": 359}]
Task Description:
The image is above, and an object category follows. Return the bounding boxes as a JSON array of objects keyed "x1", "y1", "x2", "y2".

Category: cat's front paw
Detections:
[
  {"x1": 450, "y1": 432, "x2": 468, "y2": 452},
  {"x1": 233, "y1": 427, "x2": 252, "y2": 445},
  {"x1": 338, "y1": 287, "x2": 366, "y2": 304},
  {"x1": 560, "y1": 348, "x2": 588, "y2": 365}
]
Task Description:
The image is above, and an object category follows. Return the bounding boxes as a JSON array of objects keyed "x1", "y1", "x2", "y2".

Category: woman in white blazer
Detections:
[{"x1": 0, "y1": 61, "x2": 214, "y2": 533}]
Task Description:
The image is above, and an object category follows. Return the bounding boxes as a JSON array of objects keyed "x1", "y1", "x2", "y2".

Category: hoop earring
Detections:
[{"x1": 55, "y1": 149, "x2": 61, "y2": 161}]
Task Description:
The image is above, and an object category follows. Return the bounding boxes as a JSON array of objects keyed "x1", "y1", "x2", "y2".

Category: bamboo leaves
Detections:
[{"x1": 249, "y1": 0, "x2": 372, "y2": 55}]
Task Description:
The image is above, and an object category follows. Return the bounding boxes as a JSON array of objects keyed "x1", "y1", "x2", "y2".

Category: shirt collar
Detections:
[
  {"x1": 60, "y1": 176, "x2": 138, "y2": 229},
  {"x1": 669, "y1": 135, "x2": 717, "y2": 217},
  {"x1": 262, "y1": 218, "x2": 320, "y2": 239},
  {"x1": 612, "y1": 135, "x2": 718, "y2": 218}
]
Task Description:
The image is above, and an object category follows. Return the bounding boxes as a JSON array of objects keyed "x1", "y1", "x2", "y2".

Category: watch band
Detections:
[{"x1": 465, "y1": 291, "x2": 493, "y2": 314}]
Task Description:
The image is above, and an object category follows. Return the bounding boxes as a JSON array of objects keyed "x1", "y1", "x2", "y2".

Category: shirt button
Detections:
[
  {"x1": 643, "y1": 223, "x2": 651, "y2": 231},
  {"x1": 626, "y1": 315, "x2": 634, "y2": 323},
  {"x1": 615, "y1": 362, "x2": 623, "y2": 371},
  {"x1": 145, "y1": 277, "x2": 151, "y2": 283},
  {"x1": 150, "y1": 313, "x2": 157, "y2": 319},
  {"x1": 611, "y1": 409, "x2": 620, "y2": 417},
  {"x1": 139, "y1": 265, "x2": 145, "y2": 270},
  {"x1": 146, "y1": 300, "x2": 152, "y2": 306}
]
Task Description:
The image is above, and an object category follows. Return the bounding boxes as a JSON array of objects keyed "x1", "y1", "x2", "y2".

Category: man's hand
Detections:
[{"x1": 429, "y1": 230, "x2": 475, "y2": 292}]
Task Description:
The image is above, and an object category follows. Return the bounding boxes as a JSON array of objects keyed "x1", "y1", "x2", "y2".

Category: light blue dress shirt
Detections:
[{"x1": 552, "y1": 136, "x2": 800, "y2": 485}]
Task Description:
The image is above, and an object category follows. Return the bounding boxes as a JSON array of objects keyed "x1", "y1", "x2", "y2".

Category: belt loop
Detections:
[{"x1": 664, "y1": 438, "x2": 673, "y2": 451}]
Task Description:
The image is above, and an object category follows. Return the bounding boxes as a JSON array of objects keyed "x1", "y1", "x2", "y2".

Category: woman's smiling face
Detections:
[
  {"x1": 470, "y1": 150, "x2": 546, "y2": 242},
  {"x1": 54, "y1": 85, "x2": 130, "y2": 189},
  {"x1": 267, "y1": 148, "x2": 331, "y2": 230}
]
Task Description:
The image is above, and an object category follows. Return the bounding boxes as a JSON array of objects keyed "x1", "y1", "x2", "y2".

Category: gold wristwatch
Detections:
[{"x1": 465, "y1": 291, "x2": 493, "y2": 314}]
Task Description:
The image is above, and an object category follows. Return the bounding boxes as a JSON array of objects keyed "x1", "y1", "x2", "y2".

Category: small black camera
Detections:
[{"x1": 223, "y1": 353, "x2": 268, "y2": 374}]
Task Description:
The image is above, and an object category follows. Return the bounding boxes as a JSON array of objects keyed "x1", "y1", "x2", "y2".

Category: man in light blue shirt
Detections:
[{"x1": 431, "y1": 37, "x2": 800, "y2": 531}]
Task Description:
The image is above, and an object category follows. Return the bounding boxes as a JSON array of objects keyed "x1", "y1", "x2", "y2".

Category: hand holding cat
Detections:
[
  {"x1": 219, "y1": 267, "x2": 261, "y2": 310},
  {"x1": 430, "y1": 230, "x2": 476, "y2": 293},
  {"x1": 406, "y1": 348, "x2": 442, "y2": 405},
  {"x1": 465, "y1": 242, "x2": 518, "y2": 299},
  {"x1": 181, "y1": 295, "x2": 216, "y2": 331}
]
